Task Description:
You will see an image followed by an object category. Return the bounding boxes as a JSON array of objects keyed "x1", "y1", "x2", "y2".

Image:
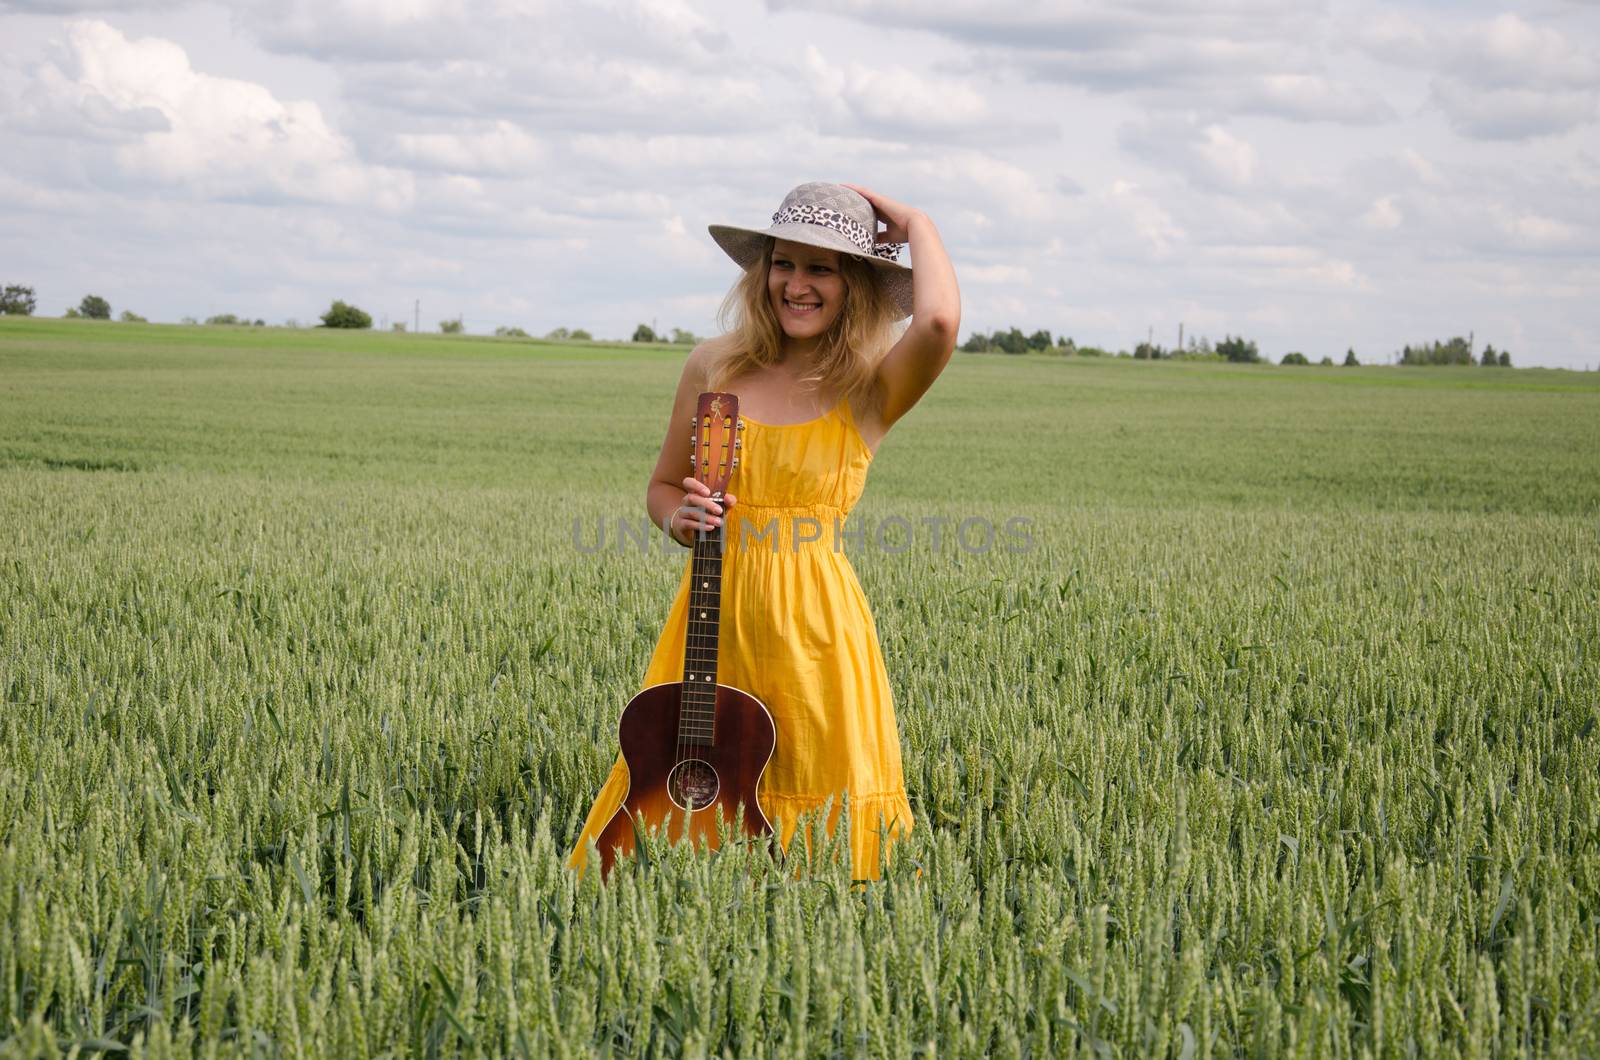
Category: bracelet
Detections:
[{"x1": 669, "y1": 504, "x2": 693, "y2": 546}]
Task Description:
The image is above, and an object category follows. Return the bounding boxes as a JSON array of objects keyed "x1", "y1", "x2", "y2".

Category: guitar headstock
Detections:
[{"x1": 688, "y1": 391, "x2": 743, "y2": 496}]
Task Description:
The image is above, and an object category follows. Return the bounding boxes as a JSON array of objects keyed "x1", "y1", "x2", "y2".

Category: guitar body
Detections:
[{"x1": 595, "y1": 680, "x2": 777, "y2": 875}]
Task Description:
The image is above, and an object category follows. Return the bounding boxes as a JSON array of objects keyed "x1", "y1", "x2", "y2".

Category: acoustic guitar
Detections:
[{"x1": 595, "y1": 391, "x2": 777, "y2": 876}]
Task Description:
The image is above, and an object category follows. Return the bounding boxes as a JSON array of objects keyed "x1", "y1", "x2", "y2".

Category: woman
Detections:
[{"x1": 567, "y1": 181, "x2": 960, "y2": 880}]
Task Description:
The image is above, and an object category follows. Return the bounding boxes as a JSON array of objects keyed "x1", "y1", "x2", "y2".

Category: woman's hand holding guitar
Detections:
[{"x1": 671, "y1": 477, "x2": 737, "y2": 547}]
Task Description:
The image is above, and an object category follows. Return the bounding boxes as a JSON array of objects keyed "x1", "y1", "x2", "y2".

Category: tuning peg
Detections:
[
  {"x1": 732, "y1": 457, "x2": 740, "y2": 468},
  {"x1": 733, "y1": 439, "x2": 742, "y2": 450},
  {"x1": 737, "y1": 419, "x2": 746, "y2": 430}
]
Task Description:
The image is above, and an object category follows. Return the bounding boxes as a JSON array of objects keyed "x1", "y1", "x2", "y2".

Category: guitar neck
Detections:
[
  {"x1": 679, "y1": 524, "x2": 723, "y2": 741},
  {"x1": 678, "y1": 391, "x2": 741, "y2": 748}
]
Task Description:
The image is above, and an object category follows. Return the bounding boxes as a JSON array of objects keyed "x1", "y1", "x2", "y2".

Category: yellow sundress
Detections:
[{"x1": 566, "y1": 396, "x2": 914, "y2": 880}]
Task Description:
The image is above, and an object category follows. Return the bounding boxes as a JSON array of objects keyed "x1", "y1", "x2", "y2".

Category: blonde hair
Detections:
[{"x1": 702, "y1": 238, "x2": 902, "y2": 404}]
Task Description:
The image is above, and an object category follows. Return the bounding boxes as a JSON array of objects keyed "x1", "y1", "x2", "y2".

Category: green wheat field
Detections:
[{"x1": 2, "y1": 316, "x2": 1598, "y2": 1057}]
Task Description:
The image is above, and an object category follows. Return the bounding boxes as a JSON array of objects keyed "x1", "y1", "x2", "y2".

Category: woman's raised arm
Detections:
[{"x1": 844, "y1": 184, "x2": 961, "y2": 428}]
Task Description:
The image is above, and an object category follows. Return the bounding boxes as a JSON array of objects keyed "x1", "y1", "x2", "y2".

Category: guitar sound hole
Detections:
[{"x1": 668, "y1": 759, "x2": 720, "y2": 811}]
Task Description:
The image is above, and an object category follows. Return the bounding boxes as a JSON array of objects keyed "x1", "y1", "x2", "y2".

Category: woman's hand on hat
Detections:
[
  {"x1": 673, "y1": 477, "x2": 737, "y2": 545},
  {"x1": 842, "y1": 184, "x2": 921, "y2": 244}
]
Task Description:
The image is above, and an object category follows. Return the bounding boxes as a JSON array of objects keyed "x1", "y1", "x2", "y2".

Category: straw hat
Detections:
[{"x1": 708, "y1": 181, "x2": 914, "y2": 319}]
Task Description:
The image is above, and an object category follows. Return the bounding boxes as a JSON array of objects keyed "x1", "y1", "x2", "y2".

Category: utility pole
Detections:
[{"x1": 1178, "y1": 322, "x2": 1184, "y2": 352}]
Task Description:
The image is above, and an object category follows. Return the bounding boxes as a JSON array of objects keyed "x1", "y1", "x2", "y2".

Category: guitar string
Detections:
[
  {"x1": 686, "y1": 495, "x2": 725, "y2": 748},
  {"x1": 679, "y1": 415, "x2": 732, "y2": 809}
]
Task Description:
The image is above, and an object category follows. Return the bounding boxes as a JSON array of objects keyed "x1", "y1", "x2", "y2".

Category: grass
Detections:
[{"x1": 1, "y1": 317, "x2": 1598, "y2": 1056}]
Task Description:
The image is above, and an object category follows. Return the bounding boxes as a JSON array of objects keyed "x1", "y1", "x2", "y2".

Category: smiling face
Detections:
[{"x1": 767, "y1": 238, "x2": 847, "y2": 350}]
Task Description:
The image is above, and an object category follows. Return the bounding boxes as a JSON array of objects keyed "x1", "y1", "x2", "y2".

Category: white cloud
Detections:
[
  {"x1": 1357, "y1": 11, "x2": 1600, "y2": 140},
  {"x1": 916, "y1": 152, "x2": 1057, "y2": 221},
  {"x1": 227, "y1": 0, "x2": 735, "y2": 67},
  {"x1": 336, "y1": 52, "x2": 765, "y2": 138},
  {"x1": 1119, "y1": 116, "x2": 1259, "y2": 190},
  {"x1": 230, "y1": 0, "x2": 493, "y2": 61},
  {"x1": 1361, "y1": 195, "x2": 1402, "y2": 230},
  {"x1": 387, "y1": 120, "x2": 542, "y2": 176},
  {"x1": 1489, "y1": 206, "x2": 1577, "y2": 248},
  {"x1": 0, "y1": 0, "x2": 183, "y2": 9},
  {"x1": 1106, "y1": 180, "x2": 1186, "y2": 257},
  {"x1": 1238, "y1": 74, "x2": 1395, "y2": 125},
  {"x1": 803, "y1": 44, "x2": 991, "y2": 133},
  {"x1": 1442, "y1": 13, "x2": 1600, "y2": 91},
  {"x1": 963, "y1": 263, "x2": 1030, "y2": 284},
  {"x1": 1212, "y1": 244, "x2": 1371, "y2": 291},
  {"x1": 1353, "y1": 12, "x2": 1430, "y2": 64},
  {"x1": 18, "y1": 20, "x2": 412, "y2": 208},
  {"x1": 3, "y1": 56, "x2": 170, "y2": 139},
  {"x1": 1194, "y1": 125, "x2": 1257, "y2": 187},
  {"x1": 775, "y1": 0, "x2": 1394, "y2": 126},
  {"x1": 1430, "y1": 78, "x2": 1598, "y2": 140}
]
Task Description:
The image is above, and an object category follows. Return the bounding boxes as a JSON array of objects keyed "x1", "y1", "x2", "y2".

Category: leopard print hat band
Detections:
[{"x1": 768, "y1": 203, "x2": 907, "y2": 263}]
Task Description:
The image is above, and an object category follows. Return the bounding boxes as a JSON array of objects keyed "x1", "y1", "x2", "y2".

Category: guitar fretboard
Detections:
[{"x1": 679, "y1": 524, "x2": 722, "y2": 746}]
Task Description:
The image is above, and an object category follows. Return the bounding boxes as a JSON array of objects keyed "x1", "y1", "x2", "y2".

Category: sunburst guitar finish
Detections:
[{"x1": 595, "y1": 392, "x2": 776, "y2": 876}]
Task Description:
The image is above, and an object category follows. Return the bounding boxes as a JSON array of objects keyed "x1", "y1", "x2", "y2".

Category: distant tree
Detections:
[
  {"x1": 1399, "y1": 336, "x2": 1473, "y2": 365},
  {"x1": 1134, "y1": 341, "x2": 1169, "y2": 360},
  {"x1": 180, "y1": 316, "x2": 198, "y2": 325},
  {"x1": 119, "y1": 310, "x2": 147, "y2": 323},
  {"x1": 995, "y1": 327, "x2": 1028, "y2": 354},
  {"x1": 671, "y1": 328, "x2": 696, "y2": 344},
  {"x1": 253, "y1": 319, "x2": 265, "y2": 327},
  {"x1": 1481, "y1": 343, "x2": 1498, "y2": 367},
  {"x1": 439, "y1": 317, "x2": 463, "y2": 334},
  {"x1": 494, "y1": 325, "x2": 530, "y2": 338},
  {"x1": 570, "y1": 328, "x2": 592, "y2": 341},
  {"x1": 1281, "y1": 351, "x2": 1310, "y2": 365},
  {"x1": 64, "y1": 306, "x2": 82, "y2": 318},
  {"x1": 1057, "y1": 336, "x2": 1076, "y2": 355},
  {"x1": 1027, "y1": 329, "x2": 1052, "y2": 351},
  {"x1": 1318, "y1": 355, "x2": 1334, "y2": 366},
  {"x1": 1498, "y1": 349, "x2": 1511, "y2": 367},
  {"x1": 79, "y1": 294, "x2": 111, "y2": 320},
  {"x1": 1343, "y1": 347, "x2": 1359, "y2": 367},
  {"x1": 0, "y1": 284, "x2": 37, "y2": 315},
  {"x1": 1216, "y1": 335, "x2": 1260, "y2": 363},
  {"x1": 1076, "y1": 345, "x2": 1106, "y2": 357},
  {"x1": 321, "y1": 301, "x2": 372, "y2": 329},
  {"x1": 392, "y1": 322, "x2": 407, "y2": 333},
  {"x1": 544, "y1": 327, "x2": 571, "y2": 340},
  {"x1": 960, "y1": 331, "x2": 992, "y2": 353},
  {"x1": 205, "y1": 313, "x2": 242, "y2": 325},
  {"x1": 632, "y1": 324, "x2": 657, "y2": 342}
]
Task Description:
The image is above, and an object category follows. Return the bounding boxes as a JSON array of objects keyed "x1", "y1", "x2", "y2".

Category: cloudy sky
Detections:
[{"x1": 2, "y1": 0, "x2": 1597, "y2": 367}]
